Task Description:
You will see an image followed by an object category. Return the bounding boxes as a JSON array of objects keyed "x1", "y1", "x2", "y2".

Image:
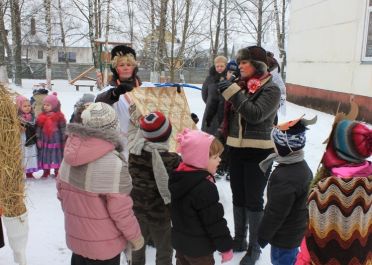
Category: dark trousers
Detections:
[
  {"x1": 132, "y1": 217, "x2": 172, "y2": 265},
  {"x1": 271, "y1": 246, "x2": 298, "y2": 265},
  {"x1": 229, "y1": 147, "x2": 272, "y2": 211},
  {"x1": 71, "y1": 253, "x2": 120, "y2": 265},
  {"x1": 176, "y1": 252, "x2": 214, "y2": 265}
]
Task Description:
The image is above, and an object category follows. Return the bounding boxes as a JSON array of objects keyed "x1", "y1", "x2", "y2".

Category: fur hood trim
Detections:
[{"x1": 66, "y1": 123, "x2": 123, "y2": 152}]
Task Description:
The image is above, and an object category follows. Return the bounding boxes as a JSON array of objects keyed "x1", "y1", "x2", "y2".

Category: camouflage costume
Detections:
[{"x1": 129, "y1": 150, "x2": 180, "y2": 265}]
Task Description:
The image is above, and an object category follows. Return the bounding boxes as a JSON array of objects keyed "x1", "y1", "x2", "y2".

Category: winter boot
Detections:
[
  {"x1": 41, "y1": 169, "x2": 50, "y2": 178},
  {"x1": 25, "y1": 173, "x2": 33, "y2": 179},
  {"x1": 232, "y1": 206, "x2": 248, "y2": 252},
  {"x1": 239, "y1": 210, "x2": 263, "y2": 265}
]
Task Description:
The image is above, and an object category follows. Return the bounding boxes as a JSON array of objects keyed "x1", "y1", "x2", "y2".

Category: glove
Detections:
[
  {"x1": 113, "y1": 81, "x2": 134, "y2": 96},
  {"x1": 220, "y1": 249, "x2": 233, "y2": 263},
  {"x1": 129, "y1": 235, "x2": 144, "y2": 251},
  {"x1": 217, "y1": 75, "x2": 236, "y2": 94},
  {"x1": 191, "y1": 113, "x2": 199, "y2": 124},
  {"x1": 258, "y1": 237, "x2": 268, "y2": 248}
]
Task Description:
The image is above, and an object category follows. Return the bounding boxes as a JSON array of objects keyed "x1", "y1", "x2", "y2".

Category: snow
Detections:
[{"x1": 1, "y1": 79, "x2": 337, "y2": 265}]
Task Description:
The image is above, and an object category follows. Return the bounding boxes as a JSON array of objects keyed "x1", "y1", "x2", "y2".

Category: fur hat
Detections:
[
  {"x1": 333, "y1": 120, "x2": 371, "y2": 163},
  {"x1": 176, "y1": 128, "x2": 214, "y2": 169},
  {"x1": 236, "y1": 46, "x2": 268, "y2": 75},
  {"x1": 139, "y1": 111, "x2": 172, "y2": 142},
  {"x1": 111, "y1": 45, "x2": 136, "y2": 60},
  {"x1": 272, "y1": 116, "x2": 317, "y2": 156},
  {"x1": 43, "y1": 92, "x2": 60, "y2": 111},
  {"x1": 81, "y1": 102, "x2": 118, "y2": 130}
]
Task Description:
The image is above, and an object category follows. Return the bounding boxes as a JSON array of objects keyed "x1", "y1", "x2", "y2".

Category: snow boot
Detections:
[
  {"x1": 239, "y1": 210, "x2": 263, "y2": 265},
  {"x1": 232, "y1": 206, "x2": 248, "y2": 252},
  {"x1": 41, "y1": 169, "x2": 50, "y2": 178}
]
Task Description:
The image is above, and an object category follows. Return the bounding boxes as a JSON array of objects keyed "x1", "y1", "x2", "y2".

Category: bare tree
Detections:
[
  {"x1": 223, "y1": 0, "x2": 228, "y2": 57},
  {"x1": 274, "y1": 0, "x2": 288, "y2": 78},
  {"x1": 209, "y1": 0, "x2": 223, "y2": 59},
  {"x1": 57, "y1": 0, "x2": 72, "y2": 81},
  {"x1": 0, "y1": 0, "x2": 9, "y2": 83},
  {"x1": 43, "y1": 0, "x2": 52, "y2": 89},
  {"x1": 10, "y1": 0, "x2": 22, "y2": 86},
  {"x1": 234, "y1": 0, "x2": 274, "y2": 47}
]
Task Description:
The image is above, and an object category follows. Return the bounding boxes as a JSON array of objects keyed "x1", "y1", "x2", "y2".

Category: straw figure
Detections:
[{"x1": 0, "y1": 84, "x2": 29, "y2": 265}]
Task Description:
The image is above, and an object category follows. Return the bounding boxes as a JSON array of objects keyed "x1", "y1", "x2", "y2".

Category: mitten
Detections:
[
  {"x1": 220, "y1": 249, "x2": 233, "y2": 263},
  {"x1": 258, "y1": 237, "x2": 268, "y2": 248},
  {"x1": 129, "y1": 235, "x2": 144, "y2": 251},
  {"x1": 113, "y1": 81, "x2": 134, "y2": 96}
]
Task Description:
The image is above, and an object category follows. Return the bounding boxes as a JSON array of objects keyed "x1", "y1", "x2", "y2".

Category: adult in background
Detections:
[
  {"x1": 217, "y1": 46, "x2": 281, "y2": 265},
  {"x1": 95, "y1": 45, "x2": 141, "y2": 160},
  {"x1": 201, "y1": 55, "x2": 227, "y2": 135},
  {"x1": 267, "y1": 51, "x2": 286, "y2": 118}
]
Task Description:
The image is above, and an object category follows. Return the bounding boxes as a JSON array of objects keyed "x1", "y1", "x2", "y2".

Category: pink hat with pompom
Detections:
[
  {"x1": 43, "y1": 92, "x2": 60, "y2": 110},
  {"x1": 176, "y1": 128, "x2": 214, "y2": 169}
]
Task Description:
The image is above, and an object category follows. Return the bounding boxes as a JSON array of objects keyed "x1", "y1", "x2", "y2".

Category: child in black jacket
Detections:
[
  {"x1": 257, "y1": 116, "x2": 316, "y2": 265},
  {"x1": 169, "y1": 129, "x2": 233, "y2": 265}
]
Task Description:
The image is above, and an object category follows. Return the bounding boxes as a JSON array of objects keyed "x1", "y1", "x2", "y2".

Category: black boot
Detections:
[
  {"x1": 239, "y1": 210, "x2": 263, "y2": 265},
  {"x1": 232, "y1": 206, "x2": 248, "y2": 252}
]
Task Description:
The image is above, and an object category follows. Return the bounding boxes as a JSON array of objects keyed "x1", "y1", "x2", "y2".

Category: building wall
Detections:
[
  {"x1": 286, "y1": 0, "x2": 372, "y2": 122},
  {"x1": 22, "y1": 46, "x2": 93, "y2": 64}
]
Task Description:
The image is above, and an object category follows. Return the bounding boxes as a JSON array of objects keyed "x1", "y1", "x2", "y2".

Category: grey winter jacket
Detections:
[{"x1": 222, "y1": 76, "x2": 281, "y2": 149}]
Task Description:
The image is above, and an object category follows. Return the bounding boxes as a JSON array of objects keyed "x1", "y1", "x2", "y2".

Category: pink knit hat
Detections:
[
  {"x1": 176, "y1": 128, "x2": 214, "y2": 169},
  {"x1": 43, "y1": 92, "x2": 60, "y2": 110},
  {"x1": 15, "y1": 95, "x2": 29, "y2": 109}
]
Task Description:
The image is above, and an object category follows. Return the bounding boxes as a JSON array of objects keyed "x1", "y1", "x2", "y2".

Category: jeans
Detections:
[{"x1": 271, "y1": 246, "x2": 298, "y2": 265}]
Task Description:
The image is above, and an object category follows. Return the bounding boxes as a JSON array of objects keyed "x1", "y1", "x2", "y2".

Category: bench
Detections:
[{"x1": 74, "y1": 84, "x2": 94, "y2": 92}]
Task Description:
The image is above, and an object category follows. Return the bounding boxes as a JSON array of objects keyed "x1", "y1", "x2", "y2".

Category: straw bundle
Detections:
[{"x1": 0, "y1": 84, "x2": 26, "y2": 217}]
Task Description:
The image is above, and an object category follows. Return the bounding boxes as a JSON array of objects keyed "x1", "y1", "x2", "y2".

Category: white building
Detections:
[{"x1": 286, "y1": 0, "x2": 372, "y2": 122}]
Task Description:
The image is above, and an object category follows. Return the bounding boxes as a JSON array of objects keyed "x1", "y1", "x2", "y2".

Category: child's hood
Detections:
[
  {"x1": 64, "y1": 123, "x2": 123, "y2": 166},
  {"x1": 169, "y1": 167, "x2": 210, "y2": 199}
]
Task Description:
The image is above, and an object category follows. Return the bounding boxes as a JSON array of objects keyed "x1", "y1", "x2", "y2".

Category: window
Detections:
[
  {"x1": 37, "y1": 50, "x2": 43, "y2": 59},
  {"x1": 58, "y1": 51, "x2": 77, "y2": 63},
  {"x1": 362, "y1": 1, "x2": 372, "y2": 61}
]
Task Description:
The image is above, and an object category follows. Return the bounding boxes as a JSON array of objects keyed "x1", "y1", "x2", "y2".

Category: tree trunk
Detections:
[
  {"x1": 223, "y1": 0, "x2": 228, "y2": 57},
  {"x1": 44, "y1": 0, "x2": 52, "y2": 89},
  {"x1": 212, "y1": 0, "x2": 223, "y2": 59},
  {"x1": 0, "y1": 1, "x2": 8, "y2": 84},
  {"x1": 10, "y1": 0, "x2": 22, "y2": 86},
  {"x1": 103, "y1": 0, "x2": 111, "y2": 86},
  {"x1": 170, "y1": 0, "x2": 175, "y2": 82},
  {"x1": 281, "y1": 0, "x2": 287, "y2": 79},
  {"x1": 157, "y1": 0, "x2": 168, "y2": 74},
  {"x1": 57, "y1": 0, "x2": 71, "y2": 81},
  {"x1": 88, "y1": 0, "x2": 99, "y2": 69},
  {"x1": 257, "y1": 0, "x2": 263, "y2": 47},
  {"x1": 127, "y1": 0, "x2": 134, "y2": 44}
]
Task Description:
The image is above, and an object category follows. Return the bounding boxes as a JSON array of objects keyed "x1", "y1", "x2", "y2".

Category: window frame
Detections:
[
  {"x1": 37, "y1": 50, "x2": 43, "y2": 59},
  {"x1": 362, "y1": 1, "x2": 372, "y2": 61},
  {"x1": 58, "y1": 51, "x2": 77, "y2": 63}
]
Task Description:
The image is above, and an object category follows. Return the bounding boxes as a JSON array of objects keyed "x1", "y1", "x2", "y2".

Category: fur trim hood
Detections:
[{"x1": 66, "y1": 123, "x2": 123, "y2": 153}]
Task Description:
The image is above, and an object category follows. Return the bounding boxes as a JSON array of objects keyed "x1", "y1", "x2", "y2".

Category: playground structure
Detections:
[{"x1": 69, "y1": 40, "x2": 131, "y2": 90}]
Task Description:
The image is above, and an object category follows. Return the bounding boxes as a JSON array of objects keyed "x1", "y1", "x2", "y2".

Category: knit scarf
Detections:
[
  {"x1": 259, "y1": 149, "x2": 305, "y2": 173},
  {"x1": 37, "y1": 111, "x2": 66, "y2": 137},
  {"x1": 130, "y1": 129, "x2": 171, "y2": 204}
]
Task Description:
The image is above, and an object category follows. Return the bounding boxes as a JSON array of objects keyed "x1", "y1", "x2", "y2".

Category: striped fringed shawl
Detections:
[{"x1": 306, "y1": 176, "x2": 372, "y2": 265}]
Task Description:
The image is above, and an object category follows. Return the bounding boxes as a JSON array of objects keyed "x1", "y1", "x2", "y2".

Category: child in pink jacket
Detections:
[{"x1": 57, "y1": 102, "x2": 144, "y2": 265}]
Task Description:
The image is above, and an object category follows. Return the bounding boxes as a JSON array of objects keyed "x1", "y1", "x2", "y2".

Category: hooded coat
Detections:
[
  {"x1": 169, "y1": 166, "x2": 233, "y2": 257},
  {"x1": 57, "y1": 124, "x2": 141, "y2": 260}
]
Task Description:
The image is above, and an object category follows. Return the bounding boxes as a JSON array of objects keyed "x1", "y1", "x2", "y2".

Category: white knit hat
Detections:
[{"x1": 81, "y1": 102, "x2": 118, "y2": 130}]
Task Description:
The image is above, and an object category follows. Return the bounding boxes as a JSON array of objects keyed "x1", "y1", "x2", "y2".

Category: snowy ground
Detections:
[{"x1": 1, "y1": 79, "x2": 338, "y2": 265}]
